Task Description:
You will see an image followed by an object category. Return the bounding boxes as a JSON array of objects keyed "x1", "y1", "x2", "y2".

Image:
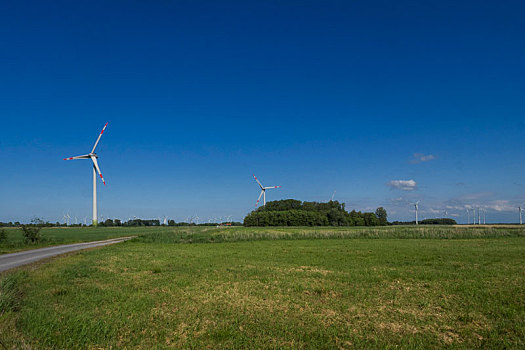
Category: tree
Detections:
[
  {"x1": 21, "y1": 218, "x2": 44, "y2": 244},
  {"x1": 375, "y1": 207, "x2": 388, "y2": 225}
]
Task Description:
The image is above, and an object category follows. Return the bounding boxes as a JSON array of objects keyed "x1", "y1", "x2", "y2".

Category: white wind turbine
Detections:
[
  {"x1": 64, "y1": 123, "x2": 108, "y2": 226},
  {"x1": 414, "y1": 201, "x2": 420, "y2": 225},
  {"x1": 253, "y1": 174, "x2": 281, "y2": 207},
  {"x1": 519, "y1": 206, "x2": 523, "y2": 225}
]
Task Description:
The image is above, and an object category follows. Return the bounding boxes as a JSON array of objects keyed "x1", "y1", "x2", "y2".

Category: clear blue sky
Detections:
[{"x1": 1, "y1": 0, "x2": 524, "y2": 223}]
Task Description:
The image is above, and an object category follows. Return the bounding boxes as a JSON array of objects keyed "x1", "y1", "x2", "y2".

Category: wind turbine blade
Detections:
[
  {"x1": 255, "y1": 190, "x2": 264, "y2": 207},
  {"x1": 265, "y1": 186, "x2": 281, "y2": 189},
  {"x1": 64, "y1": 154, "x2": 91, "y2": 160},
  {"x1": 253, "y1": 174, "x2": 264, "y2": 190},
  {"x1": 91, "y1": 122, "x2": 108, "y2": 153},
  {"x1": 91, "y1": 156, "x2": 106, "y2": 185}
]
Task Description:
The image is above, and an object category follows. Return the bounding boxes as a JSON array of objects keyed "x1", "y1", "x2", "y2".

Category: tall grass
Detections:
[
  {"x1": 0, "y1": 272, "x2": 26, "y2": 315},
  {"x1": 135, "y1": 226, "x2": 525, "y2": 244}
]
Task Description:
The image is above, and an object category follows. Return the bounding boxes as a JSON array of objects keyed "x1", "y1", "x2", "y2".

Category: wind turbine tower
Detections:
[
  {"x1": 414, "y1": 201, "x2": 420, "y2": 225},
  {"x1": 253, "y1": 174, "x2": 281, "y2": 207},
  {"x1": 520, "y1": 207, "x2": 523, "y2": 225},
  {"x1": 64, "y1": 123, "x2": 108, "y2": 226},
  {"x1": 478, "y1": 207, "x2": 481, "y2": 225}
]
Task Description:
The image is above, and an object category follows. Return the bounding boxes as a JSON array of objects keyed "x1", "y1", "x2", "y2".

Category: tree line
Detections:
[
  {"x1": 391, "y1": 218, "x2": 457, "y2": 225},
  {"x1": 0, "y1": 219, "x2": 243, "y2": 227},
  {"x1": 243, "y1": 200, "x2": 388, "y2": 227}
]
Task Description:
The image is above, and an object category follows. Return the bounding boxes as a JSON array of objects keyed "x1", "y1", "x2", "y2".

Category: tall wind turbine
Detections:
[
  {"x1": 253, "y1": 174, "x2": 281, "y2": 207},
  {"x1": 414, "y1": 201, "x2": 420, "y2": 225},
  {"x1": 64, "y1": 123, "x2": 108, "y2": 226},
  {"x1": 519, "y1": 206, "x2": 523, "y2": 225}
]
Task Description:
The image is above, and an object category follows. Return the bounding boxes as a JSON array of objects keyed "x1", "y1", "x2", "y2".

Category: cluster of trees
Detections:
[
  {"x1": 243, "y1": 200, "x2": 388, "y2": 227},
  {"x1": 0, "y1": 221, "x2": 57, "y2": 227},
  {"x1": 391, "y1": 218, "x2": 457, "y2": 225},
  {"x1": 100, "y1": 219, "x2": 243, "y2": 227}
]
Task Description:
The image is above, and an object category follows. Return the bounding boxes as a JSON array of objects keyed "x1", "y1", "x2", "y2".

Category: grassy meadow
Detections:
[
  {"x1": 1, "y1": 226, "x2": 524, "y2": 348},
  {"x1": 0, "y1": 226, "x2": 149, "y2": 254}
]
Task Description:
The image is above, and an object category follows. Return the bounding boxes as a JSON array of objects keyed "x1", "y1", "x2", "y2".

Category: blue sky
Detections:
[{"x1": 1, "y1": 0, "x2": 524, "y2": 223}]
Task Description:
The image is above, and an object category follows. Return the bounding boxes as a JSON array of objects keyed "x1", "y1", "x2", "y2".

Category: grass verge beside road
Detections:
[{"x1": 0, "y1": 226, "x2": 157, "y2": 254}]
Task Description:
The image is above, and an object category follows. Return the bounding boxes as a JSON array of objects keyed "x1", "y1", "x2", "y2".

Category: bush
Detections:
[
  {"x1": 20, "y1": 218, "x2": 44, "y2": 244},
  {"x1": 0, "y1": 229, "x2": 7, "y2": 242}
]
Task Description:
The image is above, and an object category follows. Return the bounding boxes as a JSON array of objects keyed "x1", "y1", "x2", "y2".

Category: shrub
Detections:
[
  {"x1": 0, "y1": 229, "x2": 7, "y2": 242},
  {"x1": 20, "y1": 218, "x2": 44, "y2": 244}
]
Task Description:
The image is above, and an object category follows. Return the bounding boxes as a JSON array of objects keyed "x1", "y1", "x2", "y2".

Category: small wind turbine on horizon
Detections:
[
  {"x1": 253, "y1": 174, "x2": 281, "y2": 207},
  {"x1": 64, "y1": 122, "x2": 108, "y2": 226},
  {"x1": 519, "y1": 206, "x2": 523, "y2": 225},
  {"x1": 62, "y1": 212, "x2": 70, "y2": 226},
  {"x1": 414, "y1": 201, "x2": 420, "y2": 225},
  {"x1": 477, "y1": 208, "x2": 483, "y2": 225}
]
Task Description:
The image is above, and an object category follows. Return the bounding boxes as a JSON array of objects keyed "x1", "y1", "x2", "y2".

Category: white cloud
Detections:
[
  {"x1": 485, "y1": 200, "x2": 515, "y2": 212},
  {"x1": 411, "y1": 153, "x2": 436, "y2": 163},
  {"x1": 442, "y1": 198, "x2": 518, "y2": 213},
  {"x1": 387, "y1": 180, "x2": 417, "y2": 191}
]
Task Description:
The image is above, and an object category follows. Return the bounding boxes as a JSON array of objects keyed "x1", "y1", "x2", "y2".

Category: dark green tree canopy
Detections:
[{"x1": 244, "y1": 200, "x2": 387, "y2": 227}]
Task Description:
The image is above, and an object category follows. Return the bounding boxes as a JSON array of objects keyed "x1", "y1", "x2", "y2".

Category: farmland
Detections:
[
  {"x1": 0, "y1": 226, "x2": 151, "y2": 254},
  {"x1": 1, "y1": 226, "x2": 524, "y2": 348}
]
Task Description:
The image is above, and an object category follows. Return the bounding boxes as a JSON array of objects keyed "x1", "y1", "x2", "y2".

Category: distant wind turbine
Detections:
[
  {"x1": 62, "y1": 213, "x2": 69, "y2": 226},
  {"x1": 64, "y1": 122, "x2": 108, "y2": 226},
  {"x1": 478, "y1": 207, "x2": 481, "y2": 225},
  {"x1": 331, "y1": 191, "x2": 336, "y2": 202},
  {"x1": 414, "y1": 201, "x2": 420, "y2": 225},
  {"x1": 519, "y1": 206, "x2": 523, "y2": 225},
  {"x1": 253, "y1": 174, "x2": 281, "y2": 207}
]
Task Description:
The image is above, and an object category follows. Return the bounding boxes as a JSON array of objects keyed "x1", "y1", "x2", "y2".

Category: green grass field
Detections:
[
  {"x1": 0, "y1": 226, "x2": 153, "y2": 254},
  {"x1": 1, "y1": 226, "x2": 524, "y2": 348}
]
